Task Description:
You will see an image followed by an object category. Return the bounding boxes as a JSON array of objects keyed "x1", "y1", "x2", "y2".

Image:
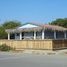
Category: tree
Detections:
[
  {"x1": 0, "y1": 20, "x2": 22, "y2": 39},
  {"x1": 2, "y1": 21, "x2": 21, "y2": 29},
  {"x1": 49, "y1": 18, "x2": 67, "y2": 28},
  {"x1": 0, "y1": 26, "x2": 7, "y2": 39}
]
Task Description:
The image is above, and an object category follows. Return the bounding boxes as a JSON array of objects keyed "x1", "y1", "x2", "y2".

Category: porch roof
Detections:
[
  {"x1": 5, "y1": 23, "x2": 67, "y2": 33},
  {"x1": 42, "y1": 24, "x2": 66, "y2": 31}
]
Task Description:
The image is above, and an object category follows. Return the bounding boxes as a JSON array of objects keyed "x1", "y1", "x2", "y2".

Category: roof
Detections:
[
  {"x1": 18, "y1": 23, "x2": 39, "y2": 29},
  {"x1": 5, "y1": 23, "x2": 67, "y2": 33},
  {"x1": 42, "y1": 24, "x2": 66, "y2": 31}
]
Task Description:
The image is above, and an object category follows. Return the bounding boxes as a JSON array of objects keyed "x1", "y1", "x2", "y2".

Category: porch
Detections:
[
  {"x1": 7, "y1": 30, "x2": 67, "y2": 40},
  {"x1": 5, "y1": 23, "x2": 67, "y2": 40}
]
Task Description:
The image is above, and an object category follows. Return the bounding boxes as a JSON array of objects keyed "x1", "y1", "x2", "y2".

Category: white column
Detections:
[
  {"x1": 34, "y1": 31, "x2": 36, "y2": 40},
  {"x1": 20, "y1": 32, "x2": 22, "y2": 40},
  {"x1": 54, "y1": 31, "x2": 56, "y2": 39},
  {"x1": 8, "y1": 33, "x2": 10, "y2": 40},
  {"x1": 64, "y1": 31, "x2": 66, "y2": 39},
  {"x1": 42, "y1": 30, "x2": 44, "y2": 40}
]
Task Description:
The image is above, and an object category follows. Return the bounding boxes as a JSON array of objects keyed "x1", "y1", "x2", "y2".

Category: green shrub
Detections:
[{"x1": 0, "y1": 44, "x2": 13, "y2": 51}]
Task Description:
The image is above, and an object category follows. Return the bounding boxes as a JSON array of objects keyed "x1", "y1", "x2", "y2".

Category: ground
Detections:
[{"x1": 0, "y1": 51, "x2": 67, "y2": 67}]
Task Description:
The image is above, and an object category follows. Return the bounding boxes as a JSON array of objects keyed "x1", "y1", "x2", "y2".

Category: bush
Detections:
[{"x1": 0, "y1": 44, "x2": 13, "y2": 51}]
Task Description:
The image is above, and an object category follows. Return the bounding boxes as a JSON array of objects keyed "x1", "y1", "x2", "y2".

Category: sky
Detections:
[{"x1": 0, "y1": 0, "x2": 67, "y2": 24}]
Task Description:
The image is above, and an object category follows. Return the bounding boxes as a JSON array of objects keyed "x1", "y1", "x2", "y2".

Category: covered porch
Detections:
[
  {"x1": 7, "y1": 30, "x2": 67, "y2": 40},
  {"x1": 6, "y1": 23, "x2": 67, "y2": 40}
]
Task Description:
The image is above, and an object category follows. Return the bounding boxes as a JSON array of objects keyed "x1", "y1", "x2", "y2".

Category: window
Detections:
[{"x1": 16, "y1": 33, "x2": 20, "y2": 36}]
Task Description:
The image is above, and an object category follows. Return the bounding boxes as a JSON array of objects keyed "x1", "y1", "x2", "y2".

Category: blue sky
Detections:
[{"x1": 0, "y1": 0, "x2": 67, "y2": 24}]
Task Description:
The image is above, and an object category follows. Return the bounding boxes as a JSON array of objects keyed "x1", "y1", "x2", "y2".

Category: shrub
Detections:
[{"x1": 0, "y1": 44, "x2": 13, "y2": 51}]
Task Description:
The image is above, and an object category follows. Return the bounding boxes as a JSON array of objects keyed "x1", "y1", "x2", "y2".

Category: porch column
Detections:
[
  {"x1": 34, "y1": 31, "x2": 36, "y2": 40},
  {"x1": 20, "y1": 32, "x2": 22, "y2": 40},
  {"x1": 8, "y1": 33, "x2": 10, "y2": 40},
  {"x1": 64, "y1": 31, "x2": 66, "y2": 39},
  {"x1": 54, "y1": 31, "x2": 56, "y2": 39},
  {"x1": 42, "y1": 30, "x2": 44, "y2": 40}
]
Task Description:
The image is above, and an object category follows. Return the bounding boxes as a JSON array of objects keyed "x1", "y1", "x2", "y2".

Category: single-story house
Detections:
[
  {"x1": 1, "y1": 23, "x2": 66, "y2": 50},
  {"x1": 6, "y1": 23, "x2": 67, "y2": 40}
]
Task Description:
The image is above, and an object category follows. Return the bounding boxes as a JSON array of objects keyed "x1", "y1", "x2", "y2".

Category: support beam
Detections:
[
  {"x1": 8, "y1": 33, "x2": 10, "y2": 40},
  {"x1": 42, "y1": 30, "x2": 44, "y2": 40},
  {"x1": 20, "y1": 32, "x2": 22, "y2": 40},
  {"x1": 34, "y1": 31, "x2": 36, "y2": 40},
  {"x1": 64, "y1": 31, "x2": 66, "y2": 39},
  {"x1": 54, "y1": 31, "x2": 56, "y2": 39}
]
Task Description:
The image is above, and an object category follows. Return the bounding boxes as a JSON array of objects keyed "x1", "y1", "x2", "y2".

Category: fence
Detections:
[{"x1": 0, "y1": 39, "x2": 67, "y2": 50}]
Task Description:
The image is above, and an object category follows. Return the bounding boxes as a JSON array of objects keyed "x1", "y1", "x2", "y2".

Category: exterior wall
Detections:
[{"x1": 0, "y1": 40, "x2": 53, "y2": 50}]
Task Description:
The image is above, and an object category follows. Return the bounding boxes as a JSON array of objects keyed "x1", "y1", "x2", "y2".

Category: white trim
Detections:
[
  {"x1": 42, "y1": 30, "x2": 44, "y2": 40},
  {"x1": 64, "y1": 31, "x2": 66, "y2": 39},
  {"x1": 34, "y1": 31, "x2": 36, "y2": 40},
  {"x1": 54, "y1": 31, "x2": 56, "y2": 39},
  {"x1": 20, "y1": 32, "x2": 22, "y2": 40},
  {"x1": 8, "y1": 33, "x2": 10, "y2": 40}
]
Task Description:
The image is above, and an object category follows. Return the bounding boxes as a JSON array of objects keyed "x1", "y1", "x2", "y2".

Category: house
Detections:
[
  {"x1": 1, "y1": 23, "x2": 66, "y2": 50},
  {"x1": 6, "y1": 23, "x2": 67, "y2": 40}
]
